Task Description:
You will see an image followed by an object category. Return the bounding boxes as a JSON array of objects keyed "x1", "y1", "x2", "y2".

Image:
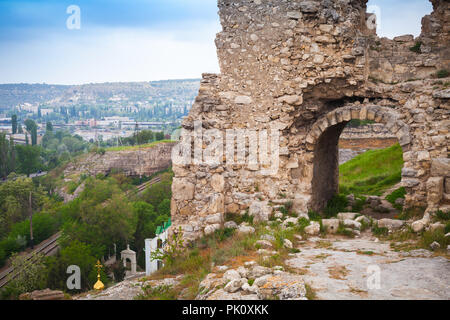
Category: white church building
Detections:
[{"x1": 144, "y1": 218, "x2": 171, "y2": 276}]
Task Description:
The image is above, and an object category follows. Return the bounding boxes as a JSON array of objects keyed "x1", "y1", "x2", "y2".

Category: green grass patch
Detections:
[
  {"x1": 296, "y1": 218, "x2": 311, "y2": 235},
  {"x1": 397, "y1": 207, "x2": 425, "y2": 221},
  {"x1": 420, "y1": 229, "x2": 449, "y2": 249},
  {"x1": 372, "y1": 225, "x2": 389, "y2": 237},
  {"x1": 225, "y1": 211, "x2": 253, "y2": 225},
  {"x1": 386, "y1": 187, "x2": 406, "y2": 210},
  {"x1": 357, "y1": 250, "x2": 375, "y2": 255},
  {"x1": 336, "y1": 222, "x2": 355, "y2": 238},
  {"x1": 339, "y1": 144, "x2": 403, "y2": 196},
  {"x1": 106, "y1": 140, "x2": 174, "y2": 152}
]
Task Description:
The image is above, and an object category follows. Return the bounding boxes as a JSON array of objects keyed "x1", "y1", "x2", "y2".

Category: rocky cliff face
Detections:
[
  {"x1": 64, "y1": 142, "x2": 176, "y2": 177},
  {"x1": 172, "y1": 0, "x2": 450, "y2": 241}
]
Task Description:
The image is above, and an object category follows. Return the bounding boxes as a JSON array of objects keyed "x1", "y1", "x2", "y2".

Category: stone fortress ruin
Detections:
[{"x1": 171, "y1": 0, "x2": 450, "y2": 241}]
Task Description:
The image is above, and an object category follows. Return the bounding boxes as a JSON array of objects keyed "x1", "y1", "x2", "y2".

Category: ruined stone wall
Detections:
[{"x1": 171, "y1": 0, "x2": 450, "y2": 241}]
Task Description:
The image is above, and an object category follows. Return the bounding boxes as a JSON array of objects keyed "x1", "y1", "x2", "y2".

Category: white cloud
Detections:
[{"x1": 0, "y1": 22, "x2": 221, "y2": 84}]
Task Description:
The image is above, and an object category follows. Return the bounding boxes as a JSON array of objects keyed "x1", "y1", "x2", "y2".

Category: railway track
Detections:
[
  {"x1": 132, "y1": 176, "x2": 162, "y2": 195},
  {"x1": 0, "y1": 232, "x2": 61, "y2": 289}
]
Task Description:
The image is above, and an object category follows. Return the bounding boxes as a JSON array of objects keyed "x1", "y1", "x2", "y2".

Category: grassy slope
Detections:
[
  {"x1": 339, "y1": 143, "x2": 403, "y2": 196},
  {"x1": 106, "y1": 140, "x2": 175, "y2": 152}
]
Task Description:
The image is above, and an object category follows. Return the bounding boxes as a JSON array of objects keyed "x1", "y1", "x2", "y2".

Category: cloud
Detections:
[
  {"x1": 0, "y1": 23, "x2": 221, "y2": 84},
  {"x1": 0, "y1": 0, "x2": 221, "y2": 84}
]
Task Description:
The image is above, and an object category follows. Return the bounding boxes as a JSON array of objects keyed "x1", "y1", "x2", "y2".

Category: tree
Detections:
[
  {"x1": 1, "y1": 252, "x2": 47, "y2": 299},
  {"x1": 141, "y1": 174, "x2": 173, "y2": 208},
  {"x1": 132, "y1": 202, "x2": 157, "y2": 265},
  {"x1": 15, "y1": 145, "x2": 41, "y2": 177},
  {"x1": 155, "y1": 131, "x2": 165, "y2": 141},
  {"x1": 17, "y1": 124, "x2": 23, "y2": 134},
  {"x1": 0, "y1": 177, "x2": 45, "y2": 236},
  {"x1": 0, "y1": 133, "x2": 10, "y2": 178},
  {"x1": 46, "y1": 241, "x2": 106, "y2": 292},
  {"x1": 24, "y1": 119, "x2": 37, "y2": 146},
  {"x1": 8, "y1": 136, "x2": 15, "y2": 175},
  {"x1": 61, "y1": 178, "x2": 136, "y2": 256},
  {"x1": 11, "y1": 115, "x2": 17, "y2": 134},
  {"x1": 157, "y1": 198, "x2": 171, "y2": 216},
  {"x1": 0, "y1": 133, "x2": 15, "y2": 178},
  {"x1": 46, "y1": 121, "x2": 53, "y2": 132}
]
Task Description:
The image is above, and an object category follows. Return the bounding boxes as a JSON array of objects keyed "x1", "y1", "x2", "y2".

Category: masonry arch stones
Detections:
[{"x1": 303, "y1": 105, "x2": 412, "y2": 211}]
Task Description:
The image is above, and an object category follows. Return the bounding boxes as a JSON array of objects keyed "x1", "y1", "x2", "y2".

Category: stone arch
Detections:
[{"x1": 305, "y1": 105, "x2": 412, "y2": 211}]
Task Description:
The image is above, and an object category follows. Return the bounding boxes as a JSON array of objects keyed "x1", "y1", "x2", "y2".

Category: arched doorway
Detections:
[{"x1": 306, "y1": 105, "x2": 412, "y2": 212}]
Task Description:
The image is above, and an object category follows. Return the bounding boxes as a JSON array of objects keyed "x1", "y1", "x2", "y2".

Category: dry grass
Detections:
[{"x1": 328, "y1": 265, "x2": 349, "y2": 280}]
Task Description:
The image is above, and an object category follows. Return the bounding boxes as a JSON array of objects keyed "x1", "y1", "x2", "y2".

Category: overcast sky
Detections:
[{"x1": 0, "y1": 0, "x2": 433, "y2": 85}]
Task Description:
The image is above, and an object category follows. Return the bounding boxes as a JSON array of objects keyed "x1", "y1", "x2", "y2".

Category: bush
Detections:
[
  {"x1": 308, "y1": 211, "x2": 321, "y2": 221},
  {"x1": 435, "y1": 210, "x2": 450, "y2": 222},
  {"x1": 137, "y1": 285, "x2": 178, "y2": 300},
  {"x1": 46, "y1": 241, "x2": 105, "y2": 292},
  {"x1": 352, "y1": 196, "x2": 366, "y2": 213},
  {"x1": 0, "y1": 253, "x2": 47, "y2": 299},
  {"x1": 0, "y1": 236, "x2": 24, "y2": 258},
  {"x1": 409, "y1": 41, "x2": 422, "y2": 53},
  {"x1": 297, "y1": 218, "x2": 310, "y2": 234},
  {"x1": 213, "y1": 228, "x2": 235, "y2": 242},
  {"x1": 386, "y1": 187, "x2": 406, "y2": 210},
  {"x1": 67, "y1": 181, "x2": 79, "y2": 194},
  {"x1": 323, "y1": 194, "x2": 348, "y2": 218},
  {"x1": 7, "y1": 212, "x2": 58, "y2": 247},
  {"x1": 421, "y1": 229, "x2": 449, "y2": 249},
  {"x1": 436, "y1": 69, "x2": 449, "y2": 79},
  {"x1": 279, "y1": 201, "x2": 294, "y2": 217},
  {"x1": 111, "y1": 260, "x2": 127, "y2": 282}
]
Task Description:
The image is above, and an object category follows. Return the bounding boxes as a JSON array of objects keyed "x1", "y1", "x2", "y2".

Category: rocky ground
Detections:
[
  {"x1": 78, "y1": 229, "x2": 449, "y2": 300},
  {"x1": 286, "y1": 236, "x2": 449, "y2": 300}
]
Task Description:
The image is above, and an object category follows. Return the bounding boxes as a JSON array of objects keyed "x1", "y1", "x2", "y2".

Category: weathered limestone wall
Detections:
[
  {"x1": 171, "y1": 0, "x2": 450, "y2": 241},
  {"x1": 340, "y1": 124, "x2": 396, "y2": 140}
]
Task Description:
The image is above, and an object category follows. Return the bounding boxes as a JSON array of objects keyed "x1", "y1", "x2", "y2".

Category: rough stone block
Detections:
[
  {"x1": 431, "y1": 158, "x2": 450, "y2": 176},
  {"x1": 172, "y1": 178, "x2": 195, "y2": 200},
  {"x1": 426, "y1": 177, "x2": 444, "y2": 205},
  {"x1": 322, "y1": 219, "x2": 339, "y2": 234}
]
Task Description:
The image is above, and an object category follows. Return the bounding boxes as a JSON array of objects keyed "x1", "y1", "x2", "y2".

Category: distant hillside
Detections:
[{"x1": 0, "y1": 79, "x2": 200, "y2": 110}]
